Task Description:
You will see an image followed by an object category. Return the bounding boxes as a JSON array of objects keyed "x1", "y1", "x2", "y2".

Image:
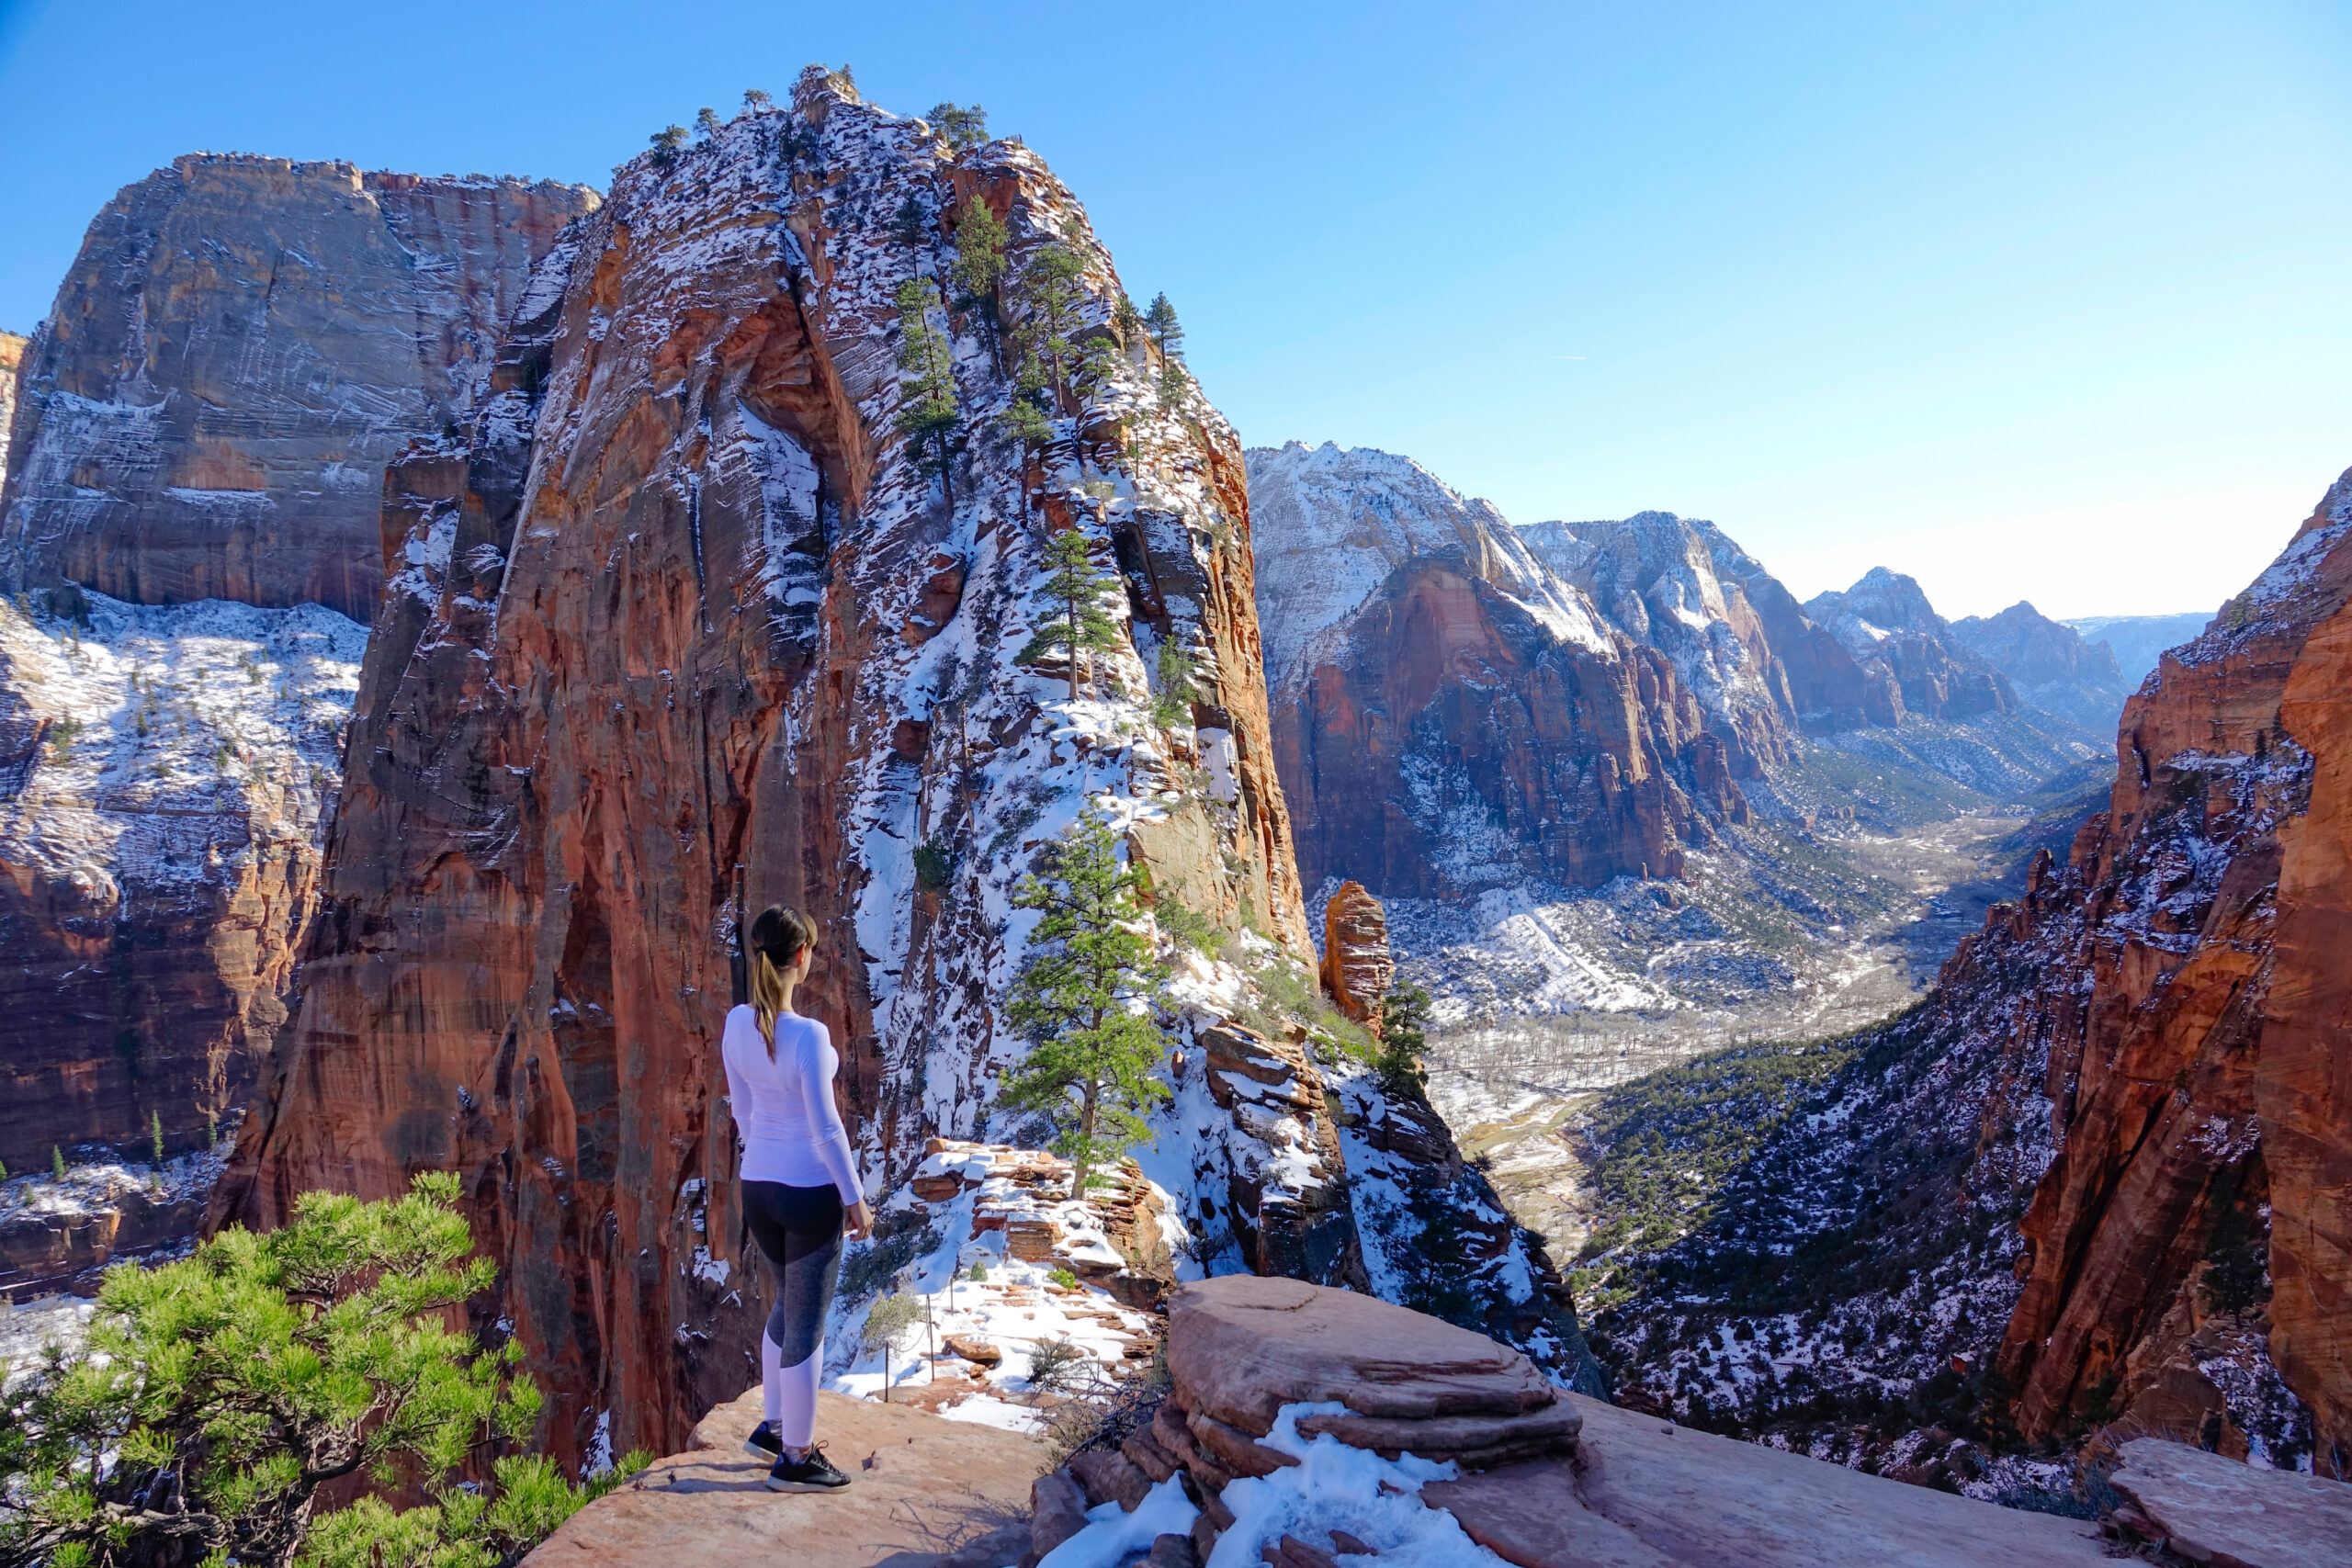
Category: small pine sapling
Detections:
[
  {"x1": 969, "y1": 1259, "x2": 989, "y2": 1282},
  {"x1": 998, "y1": 805, "x2": 1172, "y2": 1199},
  {"x1": 1016, "y1": 528, "x2": 1124, "y2": 701},
  {"x1": 864, "y1": 1292, "x2": 924, "y2": 1401},
  {"x1": 150, "y1": 1109, "x2": 164, "y2": 1167},
  {"x1": 51, "y1": 1145, "x2": 65, "y2": 1180},
  {"x1": 1151, "y1": 640, "x2": 1198, "y2": 730},
  {"x1": 891, "y1": 191, "x2": 930, "y2": 261}
]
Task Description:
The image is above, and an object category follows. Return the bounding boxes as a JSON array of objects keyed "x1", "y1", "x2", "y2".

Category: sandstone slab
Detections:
[
  {"x1": 2109, "y1": 1437, "x2": 2352, "y2": 1568},
  {"x1": 1166, "y1": 1276, "x2": 1555, "y2": 1436},
  {"x1": 522, "y1": 1388, "x2": 1042, "y2": 1567}
]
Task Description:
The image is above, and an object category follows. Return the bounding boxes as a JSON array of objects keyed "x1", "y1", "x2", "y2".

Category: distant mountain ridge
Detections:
[
  {"x1": 2065, "y1": 610, "x2": 2215, "y2": 683},
  {"x1": 1951, "y1": 600, "x2": 2129, "y2": 730}
]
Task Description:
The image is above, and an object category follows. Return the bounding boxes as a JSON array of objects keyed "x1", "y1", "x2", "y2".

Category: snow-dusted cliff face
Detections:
[
  {"x1": 212, "y1": 73, "x2": 1599, "y2": 1465},
  {"x1": 1518, "y1": 512, "x2": 1798, "y2": 779},
  {"x1": 1246, "y1": 443, "x2": 1744, "y2": 900},
  {"x1": 1804, "y1": 567, "x2": 2014, "y2": 724},
  {"x1": 0, "y1": 591, "x2": 363, "y2": 1187},
  {"x1": 0, "y1": 156, "x2": 594, "y2": 621}
]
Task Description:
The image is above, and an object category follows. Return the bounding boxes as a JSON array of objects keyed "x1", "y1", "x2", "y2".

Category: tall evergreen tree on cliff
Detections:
[
  {"x1": 949, "y1": 198, "x2": 1010, "y2": 356},
  {"x1": 926, "y1": 102, "x2": 989, "y2": 151},
  {"x1": 1015, "y1": 244, "x2": 1087, "y2": 413},
  {"x1": 894, "y1": 277, "x2": 960, "y2": 499},
  {"x1": 1145, "y1": 293, "x2": 1188, "y2": 411},
  {"x1": 891, "y1": 192, "x2": 930, "y2": 265},
  {"x1": 1018, "y1": 526, "x2": 1122, "y2": 701},
  {"x1": 1000, "y1": 805, "x2": 1171, "y2": 1198}
]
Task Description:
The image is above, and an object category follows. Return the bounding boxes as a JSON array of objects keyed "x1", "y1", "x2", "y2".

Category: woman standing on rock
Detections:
[{"x1": 722, "y1": 904, "x2": 873, "y2": 1494}]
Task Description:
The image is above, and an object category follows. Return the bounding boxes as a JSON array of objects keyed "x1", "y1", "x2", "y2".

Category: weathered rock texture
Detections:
[
  {"x1": 2108, "y1": 1435, "x2": 2352, "y2": 1568},
  {"x1": 1249, "y1": 444, "x2": 1746, "y2": 898},
  {"x1": 0, "y1": 593, "x2": 363, "y2": 1173},
  {"x1": 0, "y1": 331, "x2": 25, "y2": 496},
  {"x1": 522, "y1": 1386, "x2": 1042, "y2": 1568},
  {"x1": 216, "y1": 72, "x2": 1316, "y2": 1466},
  {"x1": 1317, "y1": 881, "x2": 1392, "y2": 1032},
  {"x1": 1951, "y1": 600, "x2": 2130, "y2": 732},
  {"x1": 1985, "y1": 470, "x2": 2352, "y2": 1475},
  {"x1": 0, "y1": 155, "x2": 595, "y2": 621}
]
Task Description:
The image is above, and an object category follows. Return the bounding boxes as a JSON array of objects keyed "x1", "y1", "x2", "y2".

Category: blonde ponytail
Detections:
[{"x1": 746, "y1": 904, "x2": 819, "y2": 1059}]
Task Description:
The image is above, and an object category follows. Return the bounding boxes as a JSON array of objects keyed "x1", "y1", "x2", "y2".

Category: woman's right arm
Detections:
[{"x1": 719, "y1": 1009, "x2": 752, "y2": 1135}]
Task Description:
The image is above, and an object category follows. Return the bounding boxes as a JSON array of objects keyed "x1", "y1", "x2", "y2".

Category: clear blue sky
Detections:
[{"x1": 2, "y1": 1, "x2": 2346, "y2": 619}]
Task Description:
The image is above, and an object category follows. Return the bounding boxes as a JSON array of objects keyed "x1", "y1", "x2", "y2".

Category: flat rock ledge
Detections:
[
  {"x1": 521, "y1": 1388, "x2": 1041, "y2": 1567},
  {"x1": 534, "y1": 1279, "x2": 2349, "y2": 1568}
]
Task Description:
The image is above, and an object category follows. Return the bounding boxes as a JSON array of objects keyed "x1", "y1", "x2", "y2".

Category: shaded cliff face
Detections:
[
  {"x1": 0, "y1": 155, "x2": 595, "y2": 621},
  {"x1": 1951, "y1": 601, "x2": 2129, "y2": 731},
  {"x1": 220, "y1": 72, "x2": 1318, "y2": 1464},
  {"x1": 1249, "y1": 443, "x2": 1743, "y2": 899},
  {"x1": 2066, "y1": 612, "x2": 2213, "y2": 685}
]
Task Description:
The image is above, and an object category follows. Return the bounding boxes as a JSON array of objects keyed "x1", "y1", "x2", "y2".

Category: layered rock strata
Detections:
[
  {"x1": 0, "y1": 330, "x2": 24, "y2": 495},
  {"x1": 1317, "y1": 880, "x2": 1392, "y2": 1032},
  {"x1": 0, "y1": 592, "x2": 363, "y2": 1172},
  {"x1": 0, "y1": 156, "x2": 595, "y2": 620},
  {"x1": 217, "y1": 70, "x2": 1318, "y2": 1465},
  {"x1": 1248, "y1": 443, "x2": 1746, "y2": 899}
]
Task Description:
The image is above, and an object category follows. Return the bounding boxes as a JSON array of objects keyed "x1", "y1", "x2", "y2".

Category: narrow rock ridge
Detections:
[
  {"x1": 0, "y1": 155, "x2": 596, "y2": 620},
  {"x1": 216, "y1": 69, "x2": 1322, "y2": 1465}
]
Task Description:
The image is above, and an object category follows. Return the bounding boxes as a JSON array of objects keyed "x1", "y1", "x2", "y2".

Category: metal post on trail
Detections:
[{"x1": 926, "y1": 1292, "x2": 936, "y2": 1382}]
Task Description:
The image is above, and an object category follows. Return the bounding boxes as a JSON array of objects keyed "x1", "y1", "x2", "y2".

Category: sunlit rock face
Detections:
[
  {"x1": 1950, "y1": 600, "x2": 2130, "y2": 732},
  {"x1": 1248, "y1": 443, "x2": 1745, "y2": 900},
  {"x1": 0, "y1": 154, "x2": 595, "y2": 620},
  {"x1": 217, "y1": 69, "x2": 1322, "y2": 1466}
]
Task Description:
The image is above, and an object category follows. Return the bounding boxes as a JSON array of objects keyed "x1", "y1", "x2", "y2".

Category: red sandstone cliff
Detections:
[
  {"x1": 216, "y1": 71, "x2": 1318, "y2": 1465},
  {"x1": 1982, "y1": 468, "x2": 2352, "y2": 1475},
  {"x1": 0, "y1": 331, "x2": 24, "y2": 499},
  {"x1": 0, "y1": 156, "x2": 594, "y2": 621}
]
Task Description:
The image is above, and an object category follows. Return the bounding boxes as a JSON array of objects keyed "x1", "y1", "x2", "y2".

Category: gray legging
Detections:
[{"x1": 741, "y1": 1179, "x2": 844, "y2": 1365}]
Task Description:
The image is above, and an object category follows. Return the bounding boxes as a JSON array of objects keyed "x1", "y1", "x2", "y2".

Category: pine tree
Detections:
[
  {"x1": 1152, "y1": 639, "x2": 1199, "y2": 730},
  {"x1": 650, "y1": 124, "x2": 689, "y2": 168},
  {"x1": 1112, "y1": 294, "x2": 1144, "y2": 353},
  {"x1": 999, "y1": 805, "x2": 1172, "y2": 1198},
  {"x1": 926, "y1": 102, "x2": 989, "y2": 151},
  {"x1": 1144, "y1": 293, "x2": 1188, "y2": 411},
  {"x1": 1017, "y1": 526, "x2": 1123, "y2": 701},
  {"x1": 891, "y1": 191, "x2": 930, "y2": 261},
  {"x1": 1376, "y1": 980, "x2": 1433, "y2": 1089},
  {"x1": 149, "y1": 1109, "x2": 164, "y2": 1167},
  {"x1": 949, "y1": 198, "x2": 1010, "y2": 355},
  {"x1": 998, "y1": 350, "x2": 1054, "y2": 464},
  {"x1": 0, "y1": 1174, "x2": 646, "y2": 1564},
  {"x1": 1012, "y1": 244, "x2": 1087, "y2": 413},
  {"x1": 742, "y1": 87, "x2": 774, "y2": 112},
  {"x1": 894, "y1": 277, "x2": 960, "y2": 497},
  {"x1": 695, "y1": 106, "x2": 722, "y2": 139}
]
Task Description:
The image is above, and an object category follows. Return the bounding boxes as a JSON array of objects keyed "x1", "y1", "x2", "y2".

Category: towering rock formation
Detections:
[
  {"x1": 1951, "y1": 600, "x2": 2129, "y2": 731},
  {"x1": 1248, "y1": 443, "x2": 1745, "y2": 900},
  {"x1": 1988, "y1": 468, "x2": 2352, "y2": 1475},
  {"x1": 0, "y1": 163, "x2": 583, "y2": 1193},
  {"x1": 216, "y1": 71, "x2": 1335, "y2": 1464},
  {"x1": 0, "y1": 155, "x2": 595, "y2": 621},
  {"x1": 1803, "y1": 567, "x2": 2013, "y2": 724}
]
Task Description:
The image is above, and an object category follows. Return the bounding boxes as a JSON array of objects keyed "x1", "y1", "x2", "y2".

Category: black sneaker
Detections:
[
  {"x1": 743, "y1": 1421, "x2": 782, "y2": 1462},
  {"x1": 766, "y1": 1444, "x2": 852, "y2": 1494}
]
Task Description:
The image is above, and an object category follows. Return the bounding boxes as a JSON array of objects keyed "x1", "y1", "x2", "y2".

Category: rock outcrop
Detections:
[
  {"x1": 1988, "y1": 470, "x2": 2352, "y2": 1474},
  {"x1": 0, "y1": 331, "x2": 24, "y2": 496},
  {"x1": 1951, "y1": 601, "x2": 2129, "y2": 731},
  {"x1": 215, "y1": 72, "x2": 1315, "y2": 1466},
  {"x1": 2066, "y1": 612, "x2": 2214, "y2": 685},
  {"x1": 1804, "y1": 567, "x2": 2014, "y2": 724},
  {"x1": 1248, "y1": 443, "x2": 1746, "y2": 899},
  {"x1": 1317, "y1": 881, "x2": 1392, "y2": 1032},
  {"x1": 0, "y1": 155, "x2": 595, "y2": 621}
]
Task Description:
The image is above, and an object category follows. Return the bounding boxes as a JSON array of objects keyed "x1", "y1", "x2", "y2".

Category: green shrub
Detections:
[
  {"x1": 1047, "y1": 1267, "x2": 1079, "y2": 1290},
  {"x1": 0, "y1": 1173, "x2": 644, "y2": 1566},
  {"x1": 968, "y1": 1260, "x2": 989, "y2": 1282}
]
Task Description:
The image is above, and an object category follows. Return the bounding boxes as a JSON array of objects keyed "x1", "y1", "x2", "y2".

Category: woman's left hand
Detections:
[{"x1": 844, "y1": 1199, "x2": 873, "y2": 1240}]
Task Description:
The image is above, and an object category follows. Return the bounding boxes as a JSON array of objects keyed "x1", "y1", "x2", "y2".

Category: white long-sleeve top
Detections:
[{"x1": 719, "y1": 1005, "x2": 863, "y2": 1204}]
